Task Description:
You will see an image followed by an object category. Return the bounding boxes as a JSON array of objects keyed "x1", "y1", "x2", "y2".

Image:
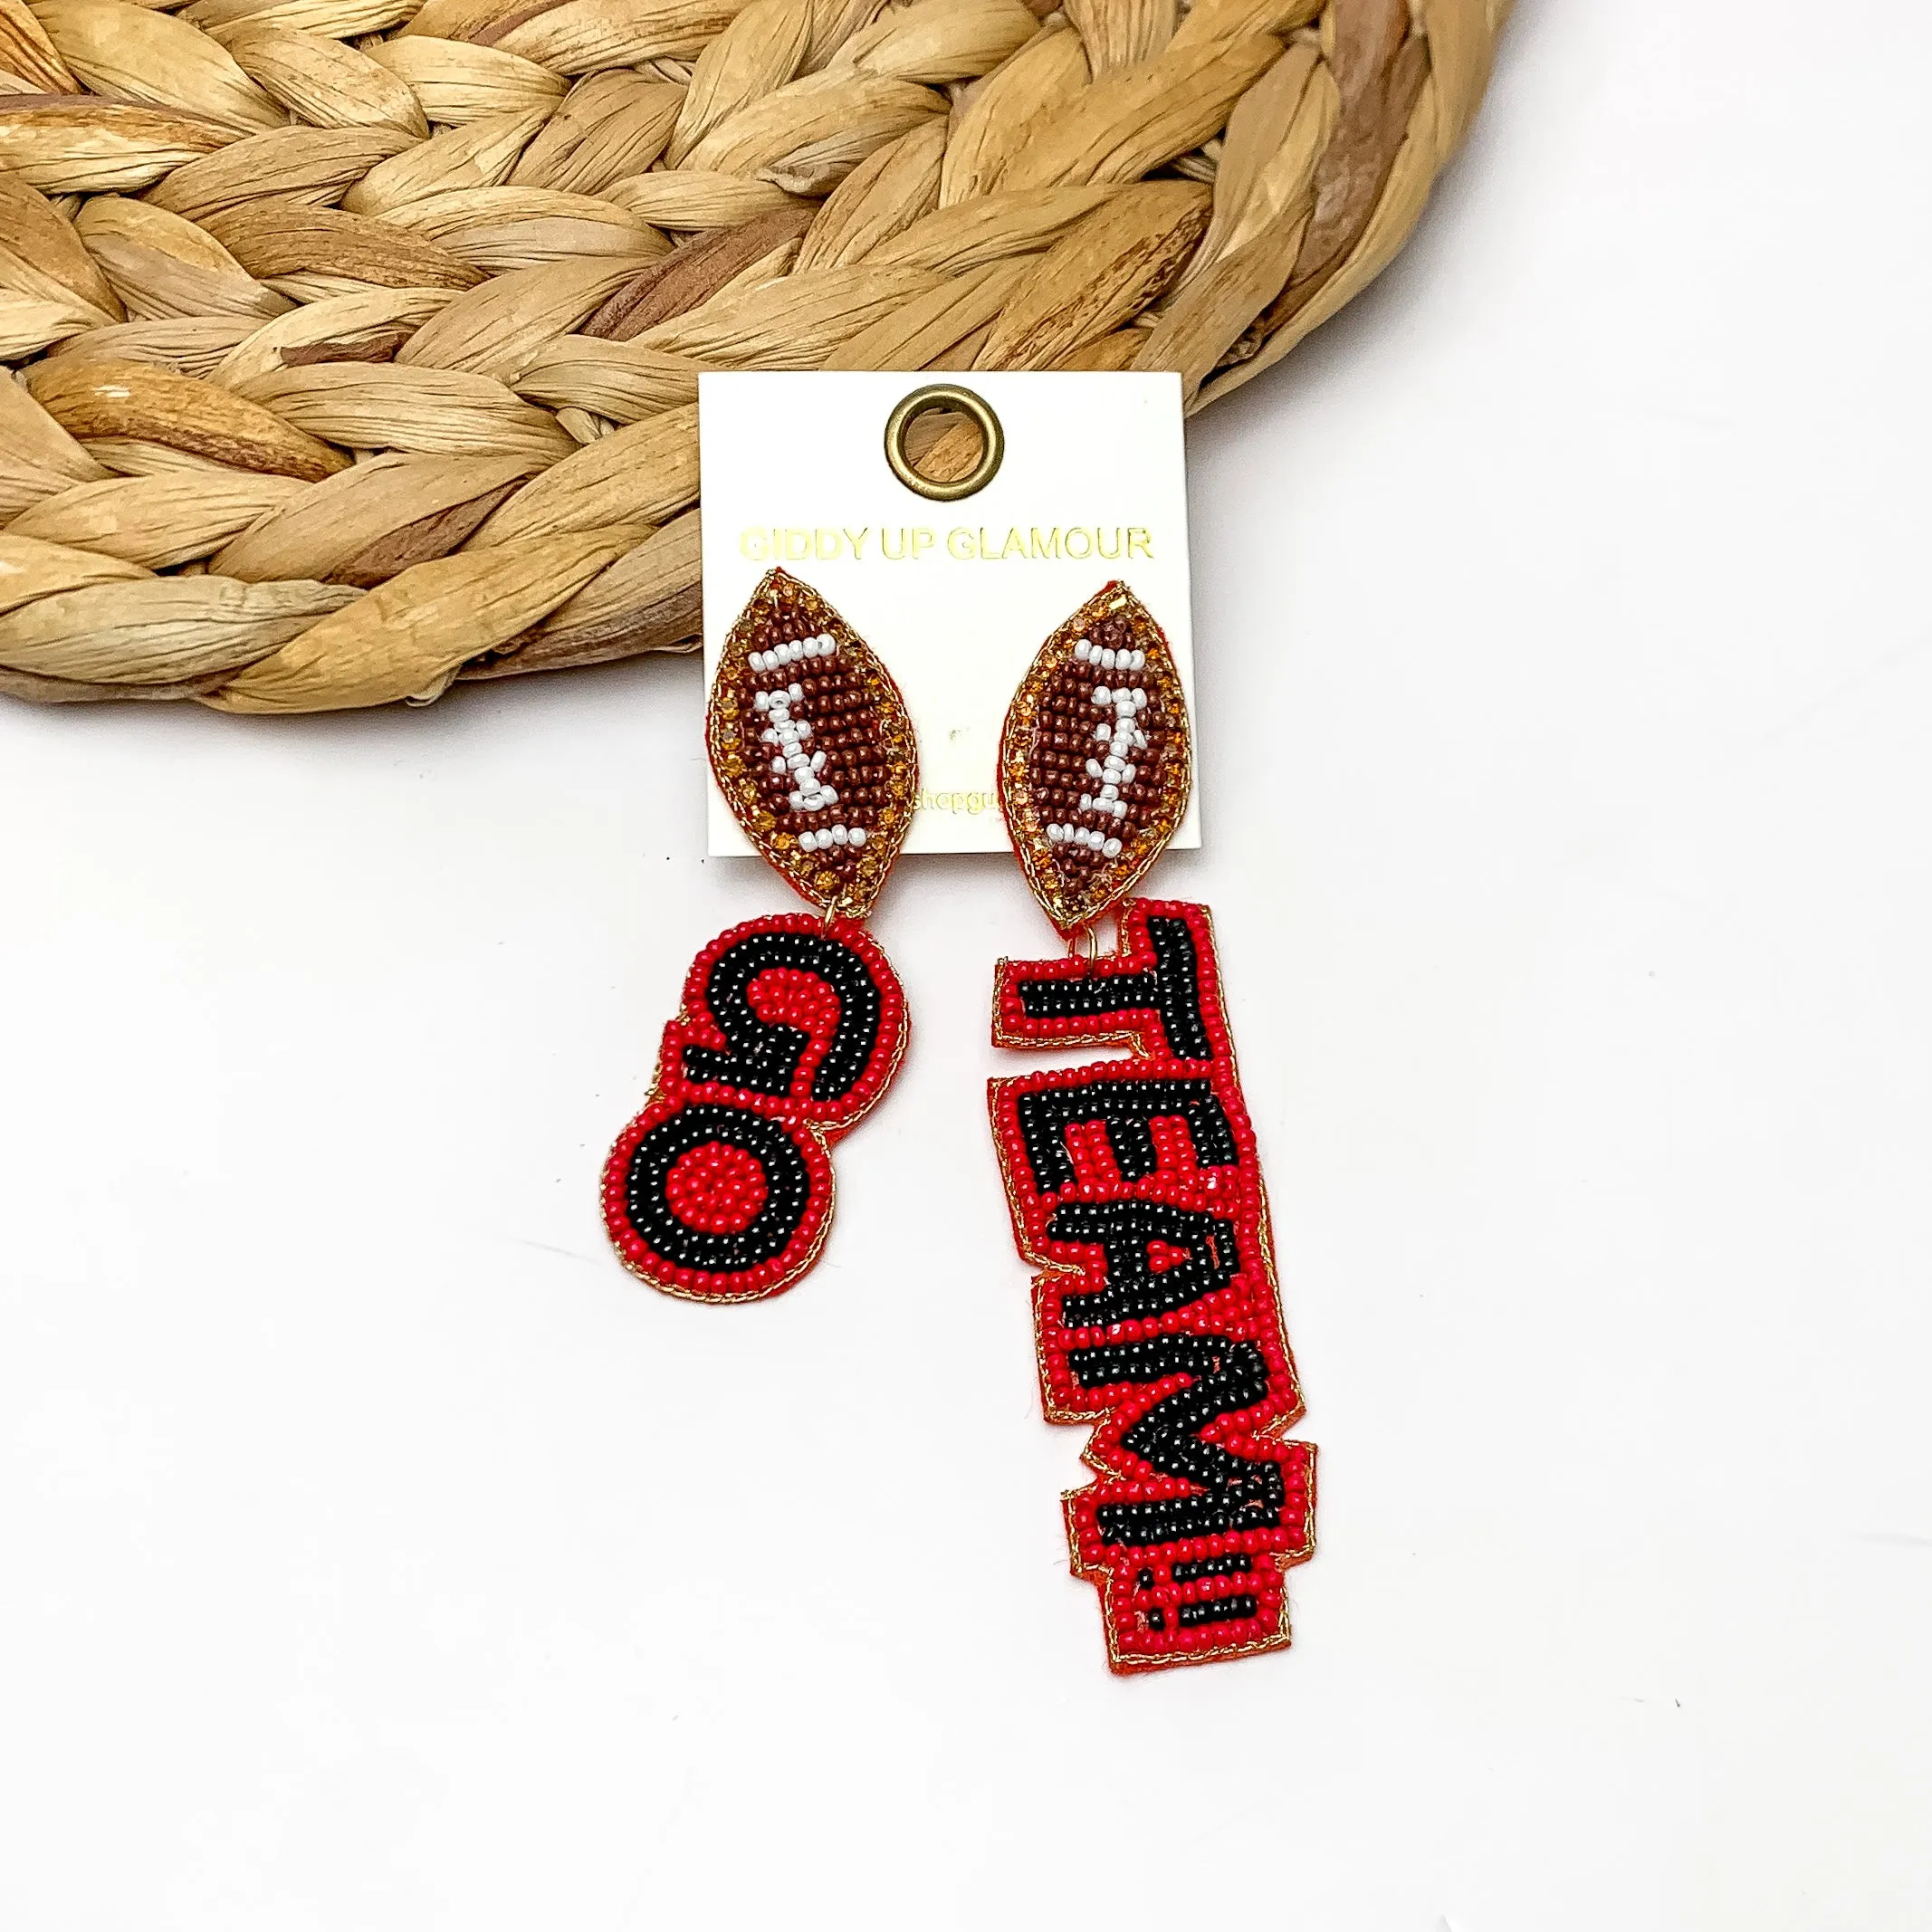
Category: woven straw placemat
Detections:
[{"x1": 0, "y1": 0, "x2": 1508, "y2": 713}]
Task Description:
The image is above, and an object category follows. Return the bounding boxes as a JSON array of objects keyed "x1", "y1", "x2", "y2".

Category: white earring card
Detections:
[{"x1": 699, "y1": 371, "x2": 1200, "y2": 857}]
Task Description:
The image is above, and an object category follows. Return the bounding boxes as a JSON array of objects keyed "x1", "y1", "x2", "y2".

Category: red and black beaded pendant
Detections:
[
  {"x1": 601, "y1": 569, "x2": 916, "y2": 1304},
  {"x1": 990, "y1": 583, "x2": 1318, "y2": 1673}
]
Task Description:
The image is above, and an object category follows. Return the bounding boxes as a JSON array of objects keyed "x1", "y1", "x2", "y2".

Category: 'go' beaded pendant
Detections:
[
  {"x1": 601, "y1": 569, "x2": 915, "y2": 1303},
  {"x1": 990, "y1": 581, "x2": 1318, "y2": 1674}
]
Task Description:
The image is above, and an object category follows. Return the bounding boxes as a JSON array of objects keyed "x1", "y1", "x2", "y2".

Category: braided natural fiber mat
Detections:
[{"x1": 0, "y1": 0, "x2": 1508, "y2": 713}]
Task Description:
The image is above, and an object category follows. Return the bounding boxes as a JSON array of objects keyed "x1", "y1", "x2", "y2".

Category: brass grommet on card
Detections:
[{"x1": 884, "y1": 383, "x2": 1005, "y2": 502}]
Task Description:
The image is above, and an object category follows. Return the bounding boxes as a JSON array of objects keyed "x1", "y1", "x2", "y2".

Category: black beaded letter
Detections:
[
  {"x1": 1066, "y1": 1334, "x2": 1284, "y2": 1547},
  {"x1": 681, "y1": 931, "x2": 885, "y2": 1103},
  {"x1": 623, "y1": 1103, "x2": 813, "y2": 1274},
  {"x1": 1015, "y1": 914, "x2": 1211, "y2": 1062},
  {"x1": 1049, "y1": 1200, "x2": 1241, "y2": 1327},
  {"x1": 1014, "y1": 1077, "x2": 1237, "y2": 1195}
]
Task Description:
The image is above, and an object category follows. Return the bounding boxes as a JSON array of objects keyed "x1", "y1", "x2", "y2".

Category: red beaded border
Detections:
[
  {"x1": 602, "y1": 913, "x2": 909, "y2": 1304},
  {"x1": 989, "y1": 899, "x2": 1316, "y2": 1673}
]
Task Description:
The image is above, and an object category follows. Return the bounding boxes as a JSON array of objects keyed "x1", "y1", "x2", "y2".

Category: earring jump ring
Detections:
[{"x1": 884, "y1": 383, "x2": 1006, "y2": 502}]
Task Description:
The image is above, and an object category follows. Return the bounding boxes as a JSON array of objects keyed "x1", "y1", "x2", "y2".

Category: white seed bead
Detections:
[
  {"x1": 1103, "y1": 837, "x2": 1123, "y2": 856},
  {"x1": 1075, "y1": 639, "x2": 1092, "y2": 661},
  {"x1": 1093, "y1": 685, "x2": 1111, "y2": 705}
]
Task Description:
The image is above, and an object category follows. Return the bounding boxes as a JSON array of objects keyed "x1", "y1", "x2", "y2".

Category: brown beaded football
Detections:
[
  {"x1": 999, "y1": 579, "x2": 1188, "y2": 936},
  {"x1": 0, "y1": 0, "x2": 1510, "y2": 713},
  {"x1": 705, "y1": 565, "x2": 915, "y2": 915}
]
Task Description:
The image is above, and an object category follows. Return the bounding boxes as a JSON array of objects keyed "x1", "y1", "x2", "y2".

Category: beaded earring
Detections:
[
  {"x1": 601, "y1": 568, "x2": 915, "y2": 1303},
  {"x1": 989, "y1": 581, "x2": 1318, "y2": 1674}
]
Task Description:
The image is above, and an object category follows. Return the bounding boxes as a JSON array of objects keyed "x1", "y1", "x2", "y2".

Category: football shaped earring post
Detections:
[{"x1": 998, "y1": 581, "x2": 1192, "y2": 945}]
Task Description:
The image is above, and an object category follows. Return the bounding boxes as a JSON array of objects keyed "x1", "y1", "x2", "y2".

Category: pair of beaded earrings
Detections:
[{"x1": 600, "y1": 569, "x2": 1316, "y2": 1676}]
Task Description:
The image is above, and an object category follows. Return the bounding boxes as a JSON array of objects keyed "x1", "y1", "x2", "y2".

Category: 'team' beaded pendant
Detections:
[
  {"x1": 990, "y1": 581, "x2": 1317, "y2": 1673},
  {"x1": 601, "y1": 568, "x2": 915, "y2": 1303}
]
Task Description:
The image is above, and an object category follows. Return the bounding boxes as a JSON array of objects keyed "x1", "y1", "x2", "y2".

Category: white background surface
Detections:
[{"x1": 4, "y1": 4, "x2": 1930, "y2": 1927}]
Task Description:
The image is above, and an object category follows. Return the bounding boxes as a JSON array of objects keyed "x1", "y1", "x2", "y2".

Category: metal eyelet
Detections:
[{"x1": 883, "y1": 382, "x2": 1005, "y2": 502}]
